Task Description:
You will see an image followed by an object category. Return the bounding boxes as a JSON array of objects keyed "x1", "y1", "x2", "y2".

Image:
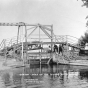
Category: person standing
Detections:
[
  {"x1": 54, "y1": 44, "x2": 58, "y2": 53},
  {"x1": 59, "y1": 44, "x2": 63, "y2": 55}
]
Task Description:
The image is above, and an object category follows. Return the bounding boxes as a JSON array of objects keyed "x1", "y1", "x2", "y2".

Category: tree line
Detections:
[{"x1": 78, "y1": 0, "x2": 88, "y2": 47}]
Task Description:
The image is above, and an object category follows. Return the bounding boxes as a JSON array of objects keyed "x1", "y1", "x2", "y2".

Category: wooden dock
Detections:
[
  {"x1": 52, "y1": 53, "x2": 88, "y2": 66},
  {"x1": 69, "y1": 60, "x2": 88, "y2": 66}
]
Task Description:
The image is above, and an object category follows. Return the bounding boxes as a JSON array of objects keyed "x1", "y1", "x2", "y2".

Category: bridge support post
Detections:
[
  {"x1": 4, "y1": 39, "x2": 7, "y2": 65},
  {"x1": 51, "y1": 25, "x2": 53, "y2": 52},
  {"x1": 51, "y1": 25, "x2": 53, "y2": 62},
  {"x1": 22, "y1": 41, "x2": 24, "y2": 66},
  {"x1": 25, "y1": 25, "x2": 28, "y2": 65},
  {"x1": 39, "y1": 26, "x2": 41, "y2": 65},
  {"x1": 17, "y1": 25, "x2": 20, "y2": 44}
]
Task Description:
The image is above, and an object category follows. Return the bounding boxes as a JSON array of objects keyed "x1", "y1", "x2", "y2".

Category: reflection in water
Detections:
[
  {"x1": 79, "y1": 70, "x2": 88, "y2": 80},
  {"x1": 1, "y1": 64, "x2": 88, "y2": 88},
  {"x1": 2, "y1": 73, "x2": 11, "y2": 87}
]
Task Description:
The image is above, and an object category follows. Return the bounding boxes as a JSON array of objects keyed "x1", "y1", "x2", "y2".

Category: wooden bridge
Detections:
[{"x1": 0, "y1": 22, "x2": 81, "y2": 65}]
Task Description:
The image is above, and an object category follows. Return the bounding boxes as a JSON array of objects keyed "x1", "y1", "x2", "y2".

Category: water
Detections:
[{"x1": 0, "y1": 64, "x2": 88, "y2": 88}]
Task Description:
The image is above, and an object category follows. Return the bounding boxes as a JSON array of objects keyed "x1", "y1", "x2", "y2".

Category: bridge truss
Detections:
[{"x1": 0, "y1": 22, "x2": 80, "y2": 65}]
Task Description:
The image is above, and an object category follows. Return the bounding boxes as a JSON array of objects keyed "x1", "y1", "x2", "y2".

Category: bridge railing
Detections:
[
  {"x1": 0, "y1": 34, "x2": 80, "y2": 52},
  {"x1": 0, "y1": 36, "x2": 22, "y2": 51},
  {"x1": 66, "y1": 35, "x2": 79, "y2": 44},
  {"x1": 53, "y1": 35, "x2": 67, "y2": 43},
  {"x1": 0, "y1": 39, "x2": 6, "y2": 50},
  {"x1": 53, "y1": 35, "x2": 79, "y2": 48}
]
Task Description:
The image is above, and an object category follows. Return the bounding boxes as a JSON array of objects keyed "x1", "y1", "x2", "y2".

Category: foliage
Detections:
[
  {"x1": 80, "y1": 0, "x2": 88, "y2": 26},
  {"x1": 79, "y1": 32, "x2": 88, "y2": 47},
  {"x1": 81, "y1": 0, "x2": 88, "y2": 7},
  {"x1": 78, "y1": 0, "x2": 88, "y2": 46}
]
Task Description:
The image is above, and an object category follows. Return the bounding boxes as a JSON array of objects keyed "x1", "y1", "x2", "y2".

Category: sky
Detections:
[{"x1": 0, "y1": 0, "x2": 88, "y2": 43}]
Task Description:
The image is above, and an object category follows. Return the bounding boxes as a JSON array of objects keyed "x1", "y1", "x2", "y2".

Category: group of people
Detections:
[
  {"x1": 48, "y1": 44, "x2": 63, "y2": 55},
  {"x1": 54, "y1": 44, "x2": 63, "y2": 55}
]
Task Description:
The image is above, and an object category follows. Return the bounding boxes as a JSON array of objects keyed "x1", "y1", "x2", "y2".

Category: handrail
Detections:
[
  {"x1": 0, "y1": 34, "x2": 80, "y2": 51},
  {"x1": 0, "y1": 39, "x2": 5, "y2": 50}
]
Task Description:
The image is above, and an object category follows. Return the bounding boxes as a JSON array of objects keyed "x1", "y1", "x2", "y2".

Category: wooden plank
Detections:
[{"x1": 70, "y1": 60, "x2": 88, "y2": 66}]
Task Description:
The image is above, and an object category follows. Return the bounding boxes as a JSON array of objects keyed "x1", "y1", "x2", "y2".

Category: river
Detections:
[{"x1": 0, "y1": 64, "x2": 88, "y2": 88}]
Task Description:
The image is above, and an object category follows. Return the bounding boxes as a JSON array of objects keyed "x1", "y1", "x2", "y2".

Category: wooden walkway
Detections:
[
  {"x1": 70, "y1": 60, "x2": 88, "y2": 66},
  {"x1": 53, "y1": 53, "x2": 88, "y2": 66}
]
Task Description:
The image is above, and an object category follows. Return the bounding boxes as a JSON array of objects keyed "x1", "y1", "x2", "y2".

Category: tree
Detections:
[
  {"x1": 78, "y1": 36, "x2": 85, "y2": 47},
  {"x1": 81, "y1": 0, "x2": 88, "y2": 7},
  {"x1": 78, "y1": 32, "x2": 88, "y2": 48},
  {"x1": 78, "y1": 0, "x2": 88, "y2": 47},
  {"x1": 80, "y1": 0, "x2": 88, "y2": 26}
]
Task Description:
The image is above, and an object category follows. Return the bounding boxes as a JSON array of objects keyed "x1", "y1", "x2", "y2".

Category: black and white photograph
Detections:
[{"x1": 0, "y1": 0, "x2": 88, "y2": 88}]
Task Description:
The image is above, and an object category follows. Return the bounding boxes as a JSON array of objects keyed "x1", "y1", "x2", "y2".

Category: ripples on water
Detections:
[{"x1": 0, "y1": 64, "x2": 88, "y2": 88}]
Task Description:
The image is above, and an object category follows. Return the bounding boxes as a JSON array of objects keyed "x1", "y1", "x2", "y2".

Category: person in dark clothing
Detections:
[
  {"x1": 59, "y1": 44, "x2": 63, "y2": 55},
  {"x1": 54, "y1": 44, "x2": 58, "y2": 52}
]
